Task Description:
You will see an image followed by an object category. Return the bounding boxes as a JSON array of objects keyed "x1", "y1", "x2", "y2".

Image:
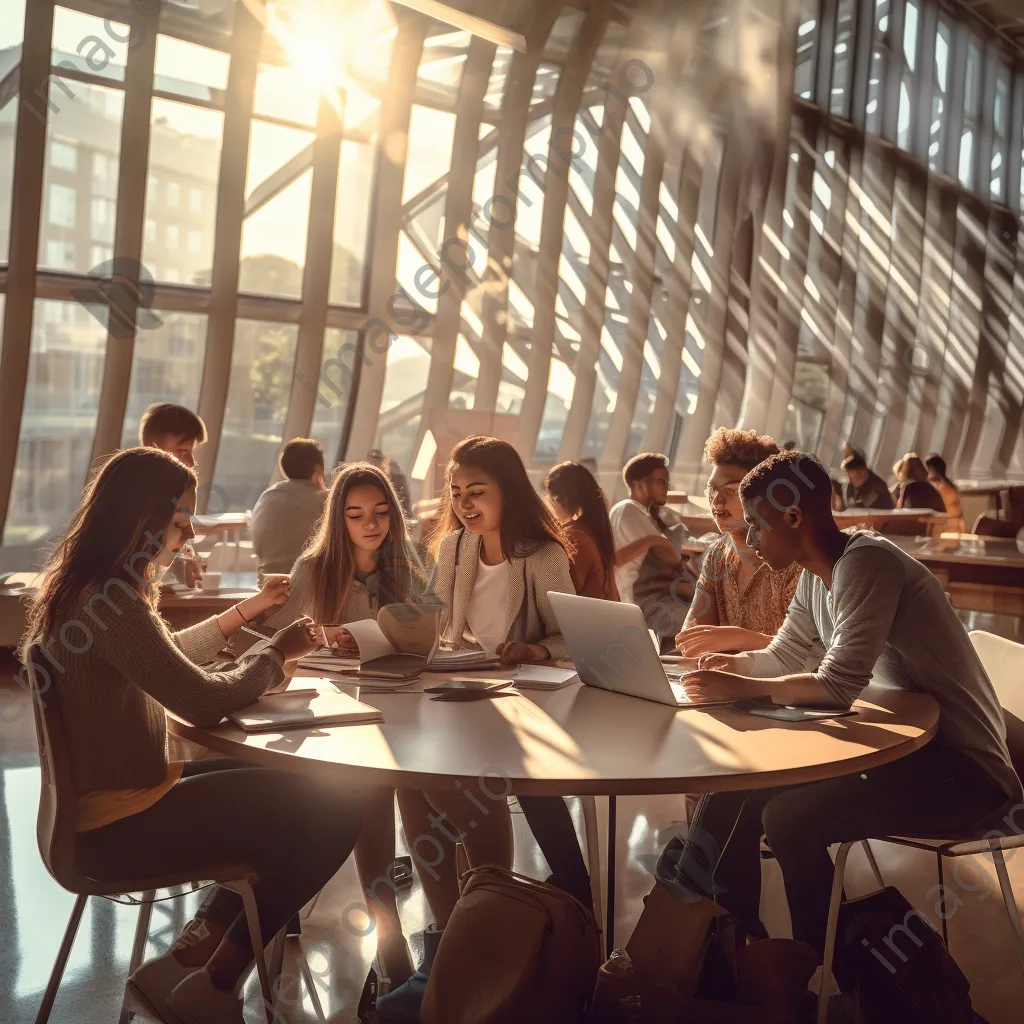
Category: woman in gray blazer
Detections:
[{"x1": 380, "y1": 437, "x2": 591, "y2": 1021}]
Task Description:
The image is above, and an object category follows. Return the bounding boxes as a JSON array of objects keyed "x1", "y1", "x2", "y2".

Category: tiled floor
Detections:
[{"x1": 2, "y1": 623, "x2": 1023, "y2": 1023}]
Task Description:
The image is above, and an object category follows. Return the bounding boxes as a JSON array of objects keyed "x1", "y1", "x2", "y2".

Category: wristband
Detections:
[{"x1": 237, "y1": 604, "x2": 251, "y2": 623}]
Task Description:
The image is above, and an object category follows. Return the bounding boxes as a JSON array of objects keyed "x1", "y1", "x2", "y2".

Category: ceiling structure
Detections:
[{"x1": 0, "y1": 0, "x2": 1022, "y2": 572}]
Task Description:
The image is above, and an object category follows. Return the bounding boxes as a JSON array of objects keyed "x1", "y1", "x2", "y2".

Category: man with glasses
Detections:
[
  {"x1": 675, "y1": 428, "x2": 803, "y2": 660},
  {"x1": 609, "y1": 453, "x2": 692, "y2": 640}
]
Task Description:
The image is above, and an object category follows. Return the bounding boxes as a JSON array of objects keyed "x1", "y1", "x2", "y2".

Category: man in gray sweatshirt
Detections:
[{"x1": 672, "y1": 451, "x2": 1020, "y2": 955}]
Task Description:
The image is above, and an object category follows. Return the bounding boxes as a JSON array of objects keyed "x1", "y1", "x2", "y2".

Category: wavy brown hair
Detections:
[
  {"x1": 429, "y1": 436, "x2": 569, "y2": 559},
  {"x1": 545, "y1": 461, "x2": 615, "y2": 580},
  {"x1": 23, "y1": 448, "x2": 196, "y2": 653},
  {"x1": 300, "y1": 462, "x2": 416, "y2": 623}
]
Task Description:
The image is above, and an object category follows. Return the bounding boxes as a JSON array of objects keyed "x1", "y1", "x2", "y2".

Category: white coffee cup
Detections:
[{"x1": 201, "y1": 572, "x2": 222, "y2": 591}]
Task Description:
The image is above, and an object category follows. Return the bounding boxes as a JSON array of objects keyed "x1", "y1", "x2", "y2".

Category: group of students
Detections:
[
  {"x1": 838, "y1": 444, "x2": 967, "y2": 531},
  {"x1": 20, "y1": 403, "x2": 1021, "y2": 1024}
]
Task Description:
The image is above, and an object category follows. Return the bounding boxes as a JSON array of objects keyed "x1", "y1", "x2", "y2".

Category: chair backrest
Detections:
[
  {"x1": 25, "y1": 645, "x2": 83, "y2": 891},
  {"x1": 970, "y1": 631, "x2": 1024, "y2": 719},
  {"x1": 970, "y1": 630, "x2": 1024, "y2": 779}
]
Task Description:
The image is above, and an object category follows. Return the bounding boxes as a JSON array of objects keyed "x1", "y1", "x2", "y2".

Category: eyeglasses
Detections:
[{"x1": 705, "y1": 481, "x2": 741, "y2": 501}]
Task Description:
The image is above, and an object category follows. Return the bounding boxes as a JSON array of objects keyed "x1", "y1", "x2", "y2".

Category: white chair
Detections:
[{"x1": 816, "y1": 630, "x2": 1024, "y2": 1024}]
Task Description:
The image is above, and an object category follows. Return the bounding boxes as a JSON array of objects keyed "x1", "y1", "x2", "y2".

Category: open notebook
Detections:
[
  {"x1": 227, "y1": 685, "x2": 382, "y2": 732},
  {"x1": 346, "y1": 610, "x2": 500, "y2": 680}
]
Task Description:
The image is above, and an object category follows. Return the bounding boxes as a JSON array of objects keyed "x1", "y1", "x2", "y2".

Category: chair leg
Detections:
[
  {"x1": 128, "y1": 892, "x2": 156, "y2": 975},
  {"x1": 817, "y1": 841, "x2": 854, "y2": 1024},
  {"x1": 117, "y1": 892, "x2": 157, "y2": 1024},
  {"x1": 936, "y1": 854, "x2": 949, "y2": 949},
  {"x1": 861, "y1": 839, "x2": 885, "y2": 891},
  {"x1": 989, "y1": 843, "x2": 1024, "y2": 978},
  {"x1": 579, "y1": 796, "x2": 605, "y2": 957},
  {"x1": 236, "y1": 882, "x2": 277, "y2": 1023},
  {"x1": 298, "y1": 956, "x2": 327, "y2": 1022},
  {"x1": 35, "y1": 894, "x2": 88, "y2": 1024}
]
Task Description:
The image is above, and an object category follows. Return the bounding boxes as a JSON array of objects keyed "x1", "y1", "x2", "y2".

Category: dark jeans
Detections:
[
  {"x1": 517, "y1": 795, "x2": 592, "y2": 908},
  {"x1": 76, "y1": 759, "x2": 362, "y2": 955},
  {"x1": 667, "y1": 742, "x2": 1006, "y2": 955}
]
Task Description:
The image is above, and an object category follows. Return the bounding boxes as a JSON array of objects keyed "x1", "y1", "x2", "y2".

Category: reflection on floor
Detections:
[{"x1": 2, "y1": 622, "x2": 1023, "y2": 1024}]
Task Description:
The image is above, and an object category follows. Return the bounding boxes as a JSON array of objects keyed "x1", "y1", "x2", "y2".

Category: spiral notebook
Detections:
[{"x1": 227, "y1": 685, "x2": 383, "y2": 732}]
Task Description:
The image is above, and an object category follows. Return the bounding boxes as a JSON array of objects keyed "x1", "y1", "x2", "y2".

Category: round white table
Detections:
[{"x1": 171, "y1": 681, "x2": 939, "y2": 949}]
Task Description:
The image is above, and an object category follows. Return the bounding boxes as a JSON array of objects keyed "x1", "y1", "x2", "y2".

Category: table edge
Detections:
[{"x1": 169, "y1": 705, "x2": 940, "y2": 797}]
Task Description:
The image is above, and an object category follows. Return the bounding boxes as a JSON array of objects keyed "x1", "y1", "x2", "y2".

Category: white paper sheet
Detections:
[
  {"x1": 512, "y1": 665, "x2": 580, "y2": 690},
  {"x1": 343, "y1": 619, "x2": 397, "y2": 663}
]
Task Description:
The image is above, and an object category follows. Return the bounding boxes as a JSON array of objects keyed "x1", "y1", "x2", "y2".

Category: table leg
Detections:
[{"x1": 606, "y1": 793, "x2": 617, "y2": 953}]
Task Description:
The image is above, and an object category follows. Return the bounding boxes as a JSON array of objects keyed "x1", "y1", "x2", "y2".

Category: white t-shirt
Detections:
[
  {"x1": 465, "y1": 556, "x2": 509, "y2": 656},
  {"x1": 609, "y1": 499, "x2": 684, "y2": 605}
]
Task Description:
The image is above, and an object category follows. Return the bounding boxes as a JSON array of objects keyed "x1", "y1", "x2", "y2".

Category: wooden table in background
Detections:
[
  {"x1": 0, "y1": 572, "x2": 259, "y2": 642},
  {"x1": 886, "y1": 535, "x2": 1024, "y2": 616},
  {"x1": 171, "y1": 679, "x2": 939, "y2": 950}
]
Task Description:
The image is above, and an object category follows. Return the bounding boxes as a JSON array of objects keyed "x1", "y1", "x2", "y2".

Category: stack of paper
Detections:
[
  {"x1": 227, "y1": 685, "x2": 382, "y2": 732},
  {"x1": 511, "y1": 666, "x2": 580, "y2": 690},
  {"x1": 297, "y1": 651, "x2": 360, "y2": 676}
]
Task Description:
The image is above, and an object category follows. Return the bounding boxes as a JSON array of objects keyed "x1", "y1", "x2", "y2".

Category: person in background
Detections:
[
  {"x1": 545, "y1": 460, "x2": 619, "y2": 601},
  {"x1": 610, "y1": 452, "x2": 690, "y2": 593},
  {"x1": 140, "y1": 403, "x2": 209, "y2": 588},
  {"x1": 379, "y1": 437, "x2": 580, "y2": 1022},
  {"x1": 253, "y1": 461, "x2": 429, "y2": 992},
  {"x1": 23, "y1": 448, "x2": 359, "y2": 1024},
  {"x1": 676, "y1": 428, "x2": 801, "y2": 660},
  {"x1": 673, "y1": 452, "x2": 1019, "y2": 957},
  {"x1": 893, "y1": 453, "x2": 946, "y2": 513},
  {"x1": 610, "y1": 453, "x2": 694, "y2": 645},
  {"x1": 368, "y1": 448, "x2": 412, "y2": 517},
  {"x1": 830, "y1": 477, "x2": 846, "y2": 512},
  {"x1": 842, "y1": 452, "x2": 895, "y2": 510},
  {"x1": 840, "y1": 441, "x2": 863, "y2": 461},
  {"x1": 926, "y1": 453, "x2": 966, "y2": 532},
  {"x1": 250, "y1": 438, "x2": 328, "y2": 580}
]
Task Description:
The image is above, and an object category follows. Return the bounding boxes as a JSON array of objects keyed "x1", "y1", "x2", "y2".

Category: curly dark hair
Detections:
[{"x1": 703, "y1": 427, "x2": 780, "y2": 471}]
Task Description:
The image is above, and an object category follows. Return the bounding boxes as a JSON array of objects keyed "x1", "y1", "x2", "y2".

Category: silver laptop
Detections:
[{"x1": 548, "y1": 592, "x2": 726, "y2": 708}]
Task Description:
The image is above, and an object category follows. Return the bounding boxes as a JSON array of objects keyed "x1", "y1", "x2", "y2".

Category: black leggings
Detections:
[
  {"x1": 670, "y1": 742, "x2": 1007, "y2": 954},
  {"x1": 76, "y1": 759, "x2": 362, "y2": 955},
  {"x1": 517, "y1": 796, "x2": 592, "y2": 906}
]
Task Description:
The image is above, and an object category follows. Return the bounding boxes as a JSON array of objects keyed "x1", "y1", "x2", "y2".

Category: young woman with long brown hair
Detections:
[
  {"x1": 379, "y1": 437, "x2": 584, "y2": 1022},
  {"x1": 258, "y1": 461, "x2": 422, "y2": 642},
  {"x1": 22, "y1": 448, "x2": 359, "y2": 1024},
  {"x1": 255, "y1": 461, "x2": 428, "y2": 990},
  {"x1": 544, "y1": 460, "x2": 619, "y2": 600}
]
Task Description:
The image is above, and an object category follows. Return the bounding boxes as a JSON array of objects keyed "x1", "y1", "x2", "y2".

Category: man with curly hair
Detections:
[{"x1": 675, "y1": 428, "x2": 803, "y2": 660}]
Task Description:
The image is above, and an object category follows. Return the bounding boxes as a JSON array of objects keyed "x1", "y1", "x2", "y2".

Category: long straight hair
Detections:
[
  {"x1": 301, "y1": 462, "x2": 415, "y2": 622},
  {"x1": 429, "y1": 436, "x2": 569, "y2": 559},
  {"x1": 24, "y1": 448, "x2": 196, "y2": 653},
  {"x1": 544, "y1": 461, "x2": 615, "y2": 580}
]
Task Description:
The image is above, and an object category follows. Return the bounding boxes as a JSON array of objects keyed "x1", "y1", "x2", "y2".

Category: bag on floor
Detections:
[
  {"x1": 834, "y1": 886, "x2": 975, "y2": 1023},
  {"x1": 421, "y1": 865, "x2": 602, "y2": 1024}
]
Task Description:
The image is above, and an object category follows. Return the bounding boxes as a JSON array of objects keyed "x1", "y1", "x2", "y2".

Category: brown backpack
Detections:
[{"x1": 421, "y1": 865, "x2": 602, "y2": 1024}]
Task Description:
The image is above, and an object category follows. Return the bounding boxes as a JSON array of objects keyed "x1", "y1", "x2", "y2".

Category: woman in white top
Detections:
[{"x1": 379, "y1": 437, "x2": 582, "y2": 1021}]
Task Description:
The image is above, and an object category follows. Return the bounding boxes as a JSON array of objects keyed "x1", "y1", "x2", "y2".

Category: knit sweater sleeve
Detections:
[
  {"x1": 259, "y1": 557, "x2": 316, "y2": 633},
  {"x1": 172, "y1": 615, "x2": 230, "y2": 665},
  {"x1": 92, "y1": 591, "x2": 284, "y2": 727}
]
